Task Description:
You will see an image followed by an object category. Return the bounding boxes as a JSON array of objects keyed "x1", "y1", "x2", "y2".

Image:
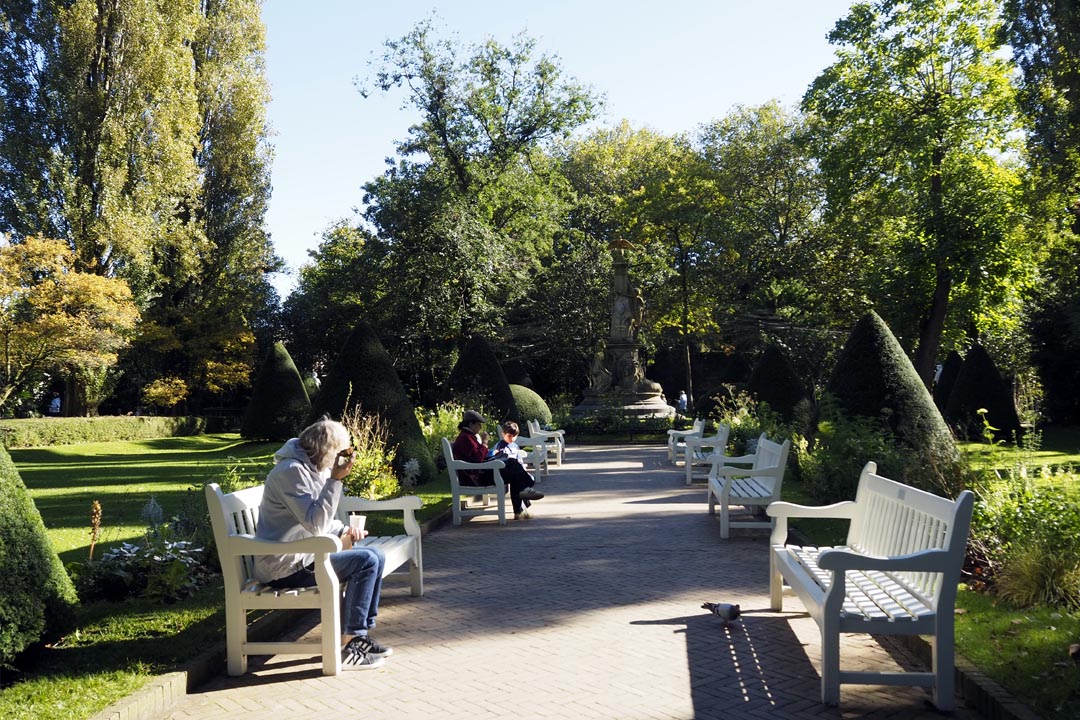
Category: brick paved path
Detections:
[{"x1": 163, "y1": 445, "x2": 982, "y2": 720}]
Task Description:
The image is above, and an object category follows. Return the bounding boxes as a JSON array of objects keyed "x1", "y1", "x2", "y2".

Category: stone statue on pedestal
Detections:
[{"x1": 572, "y1": 241, "x2": 673, "y2": 418}]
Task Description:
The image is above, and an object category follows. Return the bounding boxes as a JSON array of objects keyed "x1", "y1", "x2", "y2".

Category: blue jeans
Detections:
[{"x1": 331, "y1": 546, "x2": 386, "y2": 636}]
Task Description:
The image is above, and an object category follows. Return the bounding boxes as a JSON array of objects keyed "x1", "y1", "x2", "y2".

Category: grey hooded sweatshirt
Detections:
[{"x1": 253, "y1": 438, "x2": 346, "y2": 583}]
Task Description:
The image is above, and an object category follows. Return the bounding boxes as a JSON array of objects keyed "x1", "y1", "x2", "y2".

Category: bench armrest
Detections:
[
  {"x1": 817, "y1": 547, "x2": 953, "y2": 573},
  {"x1": 667, "y1": 428, "x2": 700, "y2": 439},
  {"x1": 767, "y1": 500, "x2": 858, "y2": 546},
  {"x1": 715, "y1": 453, "x2": 755, "y2": 464},
  {"x1": 686, "y1": 436, "x2": 724, "y2": 450},
  {"x1": 341, "y1": 495, "x2": 423, "y2": 512},
  {"x1": 712, "y1": 465, "x2": 780, "y2": 478},
  {"x1": 767, "y1": 500, "x2": 858, "y2": 520},
  {"x1": 455, "y1": 458, "x2": 506, "y2": 470},
  {"x1": 340, "y1": 495, "x2": 424, "y2": 536},
  {"x1": 228, "y1": 534, "x2": 342, "y2": 556}
]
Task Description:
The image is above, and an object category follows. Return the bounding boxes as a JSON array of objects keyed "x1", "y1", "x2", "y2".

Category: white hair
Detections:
[{"x1": 298, "y1": 418, "x2": 351, "y2": 471}]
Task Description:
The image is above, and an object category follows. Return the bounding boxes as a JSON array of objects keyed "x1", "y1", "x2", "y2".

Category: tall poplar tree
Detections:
[{"x1": 805, "y1": 0, "x2": 1023, "y2": 386}]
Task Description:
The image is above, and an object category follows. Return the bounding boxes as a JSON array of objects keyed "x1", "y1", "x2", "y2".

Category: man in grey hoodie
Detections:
[{"x1": 254, "y1": 418, "x2": 391, "y2": 670}]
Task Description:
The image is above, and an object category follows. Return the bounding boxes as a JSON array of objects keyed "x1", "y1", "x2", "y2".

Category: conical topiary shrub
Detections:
[
  {"x1": 821, "y1": 311, "x2": 961, "y2": 493},
  {"x1": 445, "y1": 334, "x2": 518, "y2": 422},
  {"x1": 241, "y1": 341, "x2": 312, "y2": 441},
  {"x1": 0, "y1": 445, "x2": 78, "y2": 667},
  {"x1": 944, "y1": 344, "x2": 1023, "y2": 442},
  {"x1": 311, "y1": 321, "x2": 436, "y2": 484},
  {"x1": 510, "y1": 384, "x2": 552, "y2": 425},
  {"x1": 933, "y1": 350, "x2": 963, "y2": 410},
  {"x1": 748, "y1": 345, "x2": 804, "y2": 423}
]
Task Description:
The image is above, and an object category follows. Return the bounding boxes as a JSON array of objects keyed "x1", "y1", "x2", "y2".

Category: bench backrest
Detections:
[
  {"x1": 751, "y1": 433, "x2": 790, "y2": 473},
  {"x1": 847, "y1": 462, "x2": 975, "y2": 606},
  {"x1": 441, "y1": 437, "x2": 494, "y2": 489},
  {"x1": 205, "y1": 482, "x2": 265, "y2": 587}
]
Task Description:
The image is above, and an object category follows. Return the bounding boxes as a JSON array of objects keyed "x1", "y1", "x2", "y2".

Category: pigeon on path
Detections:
[{"x1": 702, "y1": 602, "x2": 741, "y2": 625}]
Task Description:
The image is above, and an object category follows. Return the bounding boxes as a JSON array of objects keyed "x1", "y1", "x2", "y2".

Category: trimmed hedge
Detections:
[
  {"x1": 0, "y1": 444, "x2": 78, "y2": 665},
  {"x1": 944, "y1": 344, "x2": 1023, "y2": 442},
  {"x1": 821, "y1": 311, "x2": 961, "y2": 491},
  {"x1": 241, "y1": 341, "x2": 311, "y2": 441},
  {"x1": 933, "y1": 349, "x2": 963, "y2": 409},
  {"x1": 748, "y1": 345, "x2": 804, "y2": 422},
  {"x1": 0, "y1": 416, "x2": 210, "y2": 449},
  {"x1": 510, "y1": 384, "x2": 552, "y2": 425},
  {"x1": 445, "y1": 334, "x2": 518, "y2": 422},
  {"x1": 311, "y1": 321, "x2": 437, "y2": 484}
]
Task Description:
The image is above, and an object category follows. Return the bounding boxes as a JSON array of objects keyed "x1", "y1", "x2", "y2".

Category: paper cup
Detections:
[{"x1": 349, "y1": 513, "x2": 366, "y2": 533}]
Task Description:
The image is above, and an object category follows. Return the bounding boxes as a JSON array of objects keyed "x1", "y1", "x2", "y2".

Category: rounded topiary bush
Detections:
[
  {"x1": 445, "y1": 334, "x2": 518, "y2": 422},
  {"x1": 312, "y1": 321, "x2": 436, "y2": 485},
  {"x1": 944, "y1": 344, "x2": 1022, "y2": 442},
  {"x1": 819, "y1": 311, "x2": 962, "y2": 495},
  {"x1": 241, "y1": 341, "x2": 311, "y2": 441},
  {"x1": 748, "y1": 345, "x2": 804, "y2": 423},
  {"x1": 510, "y1": 384, "x2": 552, "y2": 425},
  {"x1": 933, "y1": 349, "x2": 963, "y2": 410},
  {"x1": 0, "y1": 445, "x2": 78, "y2": 666}
]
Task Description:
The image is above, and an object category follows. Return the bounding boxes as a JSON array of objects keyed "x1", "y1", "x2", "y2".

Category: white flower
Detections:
[{"x1": 402, "y1": 458, "x2": 421, "y2": 488}]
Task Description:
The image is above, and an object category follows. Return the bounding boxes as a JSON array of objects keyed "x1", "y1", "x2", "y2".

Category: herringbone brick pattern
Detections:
[{"x1": 163, "y1": 445, "x2": 983, "y2": 720}]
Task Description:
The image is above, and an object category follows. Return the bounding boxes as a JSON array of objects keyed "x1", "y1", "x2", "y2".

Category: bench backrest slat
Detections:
[{"x1": 206, "y1": 483, "x2": 265, "y2": 586}]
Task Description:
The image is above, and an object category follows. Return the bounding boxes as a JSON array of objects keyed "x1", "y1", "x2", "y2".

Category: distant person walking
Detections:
[
  {"x1": 48, "y1": 392, "x2": 61, "y2": 417},
  {"x1": 677, "y1": 390, "x2": 688, "y2": 413}
]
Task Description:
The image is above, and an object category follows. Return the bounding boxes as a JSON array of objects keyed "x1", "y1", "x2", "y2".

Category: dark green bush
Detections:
[
  {"x1": 445, "y1": 334, "x2": 518, "y2": 422},
  {"x1": 944, "y1": 344, "x2": 1022, "y2": 442},
  {"x1": 509, "y1": 384, "x2": 552, "y2": 425},
  {"x1": 0, "y1": 445, "x2": 78, "y2": 665},
  {"x1": 747, "y1": 345, "x2": 804, "y2": 423},
  {"x1": 240, "y1": 341, "x2": 311, "y2": 441},
  {"x1": 933, "y1": 349, "x2": 963, "y2": 410},
  {"x1": 0, "y1": 415, "x2": 207, "y2": 449},
  {"x1": 821, "y1": 311, "x2": 962, "y2": 495},
  {"x1": 312, "y1": 321, "x2": 436, "y2": 485}
]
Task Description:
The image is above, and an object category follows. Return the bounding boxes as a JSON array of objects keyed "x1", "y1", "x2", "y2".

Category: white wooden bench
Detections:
[
  {"x1": 706, "y1": 433, "x2": 790, "y2": 538},
  {"x1": 666, "y1": 418, "x2": 705, "y2": 465},
  {"x1": 766, "y1": 462, "x2": 974, "y2": 709},
  {"x1": 527, "y1": 419, "x2": 565, "y2": 467},
  {"x1": 684, "y1": 423, "x2": 730, "y2": 485},
  {"x1": 441, "y1": 437, "x2": 507, "y2": 525},
  {"x1": 514, "y1": 433, "x2": 549, "y2": 482},
  {"x1": 205, "y1": 482, "x2": 424, "y2": 676}
]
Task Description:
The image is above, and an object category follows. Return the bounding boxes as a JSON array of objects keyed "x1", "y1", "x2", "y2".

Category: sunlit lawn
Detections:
[
  {"x1": 13, "y1": 434, "x2": 279, "y2": 564},
  {"x1": 4, "y1": 433, "x2": 453, "y2": 720}
]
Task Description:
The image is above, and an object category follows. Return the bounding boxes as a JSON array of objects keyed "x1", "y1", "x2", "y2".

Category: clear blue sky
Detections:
[{"x1": 262, "y1": 0, "x2": 855, "y2": 298}]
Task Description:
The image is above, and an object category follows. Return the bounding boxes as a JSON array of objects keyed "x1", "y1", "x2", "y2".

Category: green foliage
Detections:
[
  {"x1": 968, "y1": 467, "x2": 1080, "y2": 591},
  {"x1": 944, "y1": 344, "x2": 1023, "y2": 441},
  {"x1": 705, "y1": 390, "x2": 790, "y2": 455},
  {"x1": 0, "y1": 416, "x2": 209, "y2": 448},
  {"x1": 311, "y1": 321, "x2": 436, "y2": 484},
  {"x1": 800, "y1": 397, "x2": 913, "y2": 501},
  {"x1": 747, "y1": 345, "x2": 804, "y2": 423},
  {"x1": 339, "y1": 406, "x2": 400, "y2": 499},
  {"x1": 445, "y1": 334, "x2": 519, "y2": 421},
  {"x1": 240, "y1": 341, "x2": 311, "y2": 441},
  {"x1": 995, "y1": 540, "x2": 1080, "y2": 610},
  {"x1": 509, "y1": 384, "x2": 551, "y2": 425},
  {"x1": 415, "y1": 401, "x2": 466, "y2": 467},
  {"x1": 823, "y1": 311, "x2": 963, "y2": 494},
  {"x1": 0, "y1": 445, "x2": 77, "y2": 665}
]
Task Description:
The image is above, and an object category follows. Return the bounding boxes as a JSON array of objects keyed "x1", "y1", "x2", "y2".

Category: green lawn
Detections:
[
  {"x1": 4, "y1": 433, "x2": 454, "y2": 720},
  {"x1": 13, "y1": 434, "x2": 279, "y2": 564}
]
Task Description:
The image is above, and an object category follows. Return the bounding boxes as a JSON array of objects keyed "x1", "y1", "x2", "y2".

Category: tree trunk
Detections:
[{"x1": 913, "y1": 262, "x2": 951, "y2": 387}]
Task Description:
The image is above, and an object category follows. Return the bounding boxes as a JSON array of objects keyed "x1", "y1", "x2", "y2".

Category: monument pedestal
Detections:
[{"x1": 571, "y1": 387, "x2": 675, "y2": 418}]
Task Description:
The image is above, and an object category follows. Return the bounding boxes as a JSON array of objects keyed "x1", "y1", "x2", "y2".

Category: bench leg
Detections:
[
  {"x1": 820, "y1": 617, "x2": 841, "y2": 706},
  {"x1": 225, "y1": 603, "x2": 247, "y2": 676},
  {"x1": 409, "y1": 557, "x2": 424, "y2": 597},
  {"x1": 932, "y1": 618, "x2": 956, "y2": 711},
  {"x1": 769, "y1": 551, "x2": 784, "y2": 611},
  {"x1": 719, "y1": 498, "x2": 730, "y2": 539}
]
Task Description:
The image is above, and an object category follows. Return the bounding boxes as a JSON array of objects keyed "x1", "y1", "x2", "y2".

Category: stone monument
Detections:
[{"x1": 572, "y1": 240, "x2": 674, "y2": 418}]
